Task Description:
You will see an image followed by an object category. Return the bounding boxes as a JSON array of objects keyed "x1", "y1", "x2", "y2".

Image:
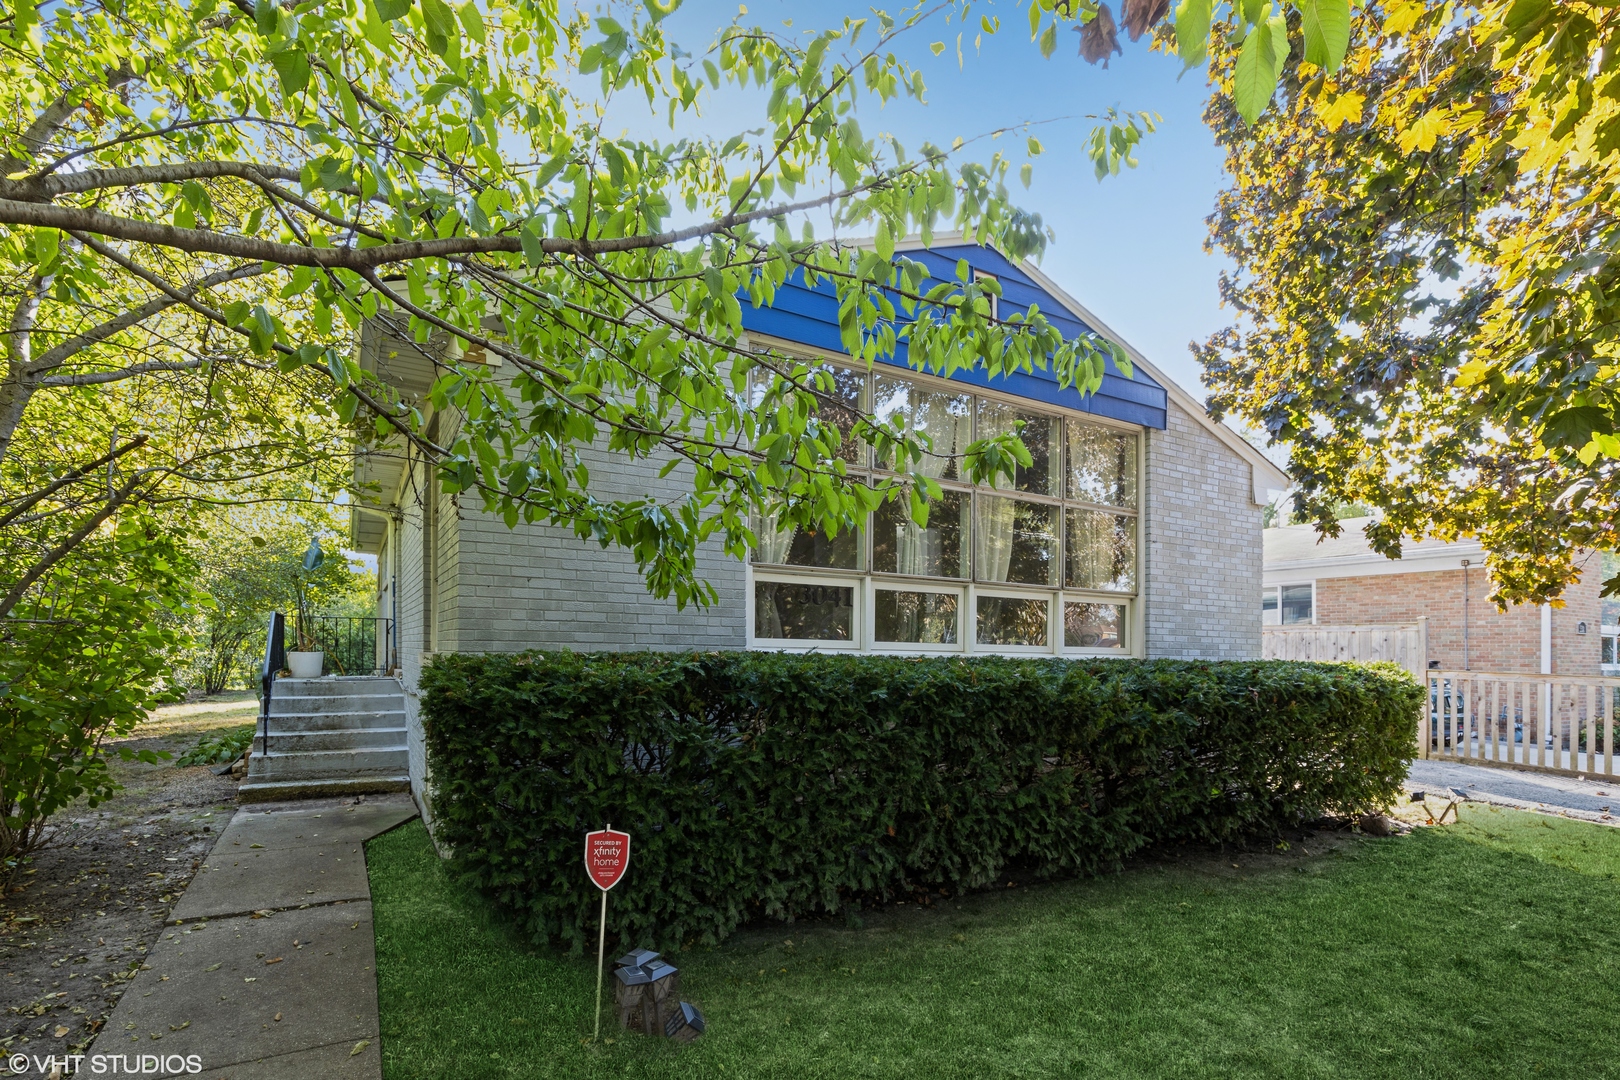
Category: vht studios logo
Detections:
[{"x1": 8, "y1": 1053, "x2": 204, "y2": 1076}]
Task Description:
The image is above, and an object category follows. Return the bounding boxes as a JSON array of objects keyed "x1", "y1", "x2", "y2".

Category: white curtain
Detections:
[
  {"x1": 752, "y1": 512, "x2": 794, "y2": 565},
  {"x1": 976, "y1": 496, "x2": 1015, "y2": 583},
  {"x1": 913, "y1": 389, "x2": 971, "y2": 480}
]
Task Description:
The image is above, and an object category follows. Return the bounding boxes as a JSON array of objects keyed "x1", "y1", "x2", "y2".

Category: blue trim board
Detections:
[{"x1": 738, "y1": 244, "x2": 1168, "y2": 430}]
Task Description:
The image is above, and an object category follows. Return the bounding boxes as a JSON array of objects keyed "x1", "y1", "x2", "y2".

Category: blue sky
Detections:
[{"x1": 626, "y1": 1, "x2": 1234, "y2": 398}]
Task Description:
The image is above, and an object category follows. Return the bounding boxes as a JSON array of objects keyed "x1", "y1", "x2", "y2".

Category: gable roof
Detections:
[
  {"x1": 1264, "y1": 517, "x2": 1485, "y2": 581},
  {"x1": 738, "y1": 233, "x2": 1289, "y2": 502},
  {"x1": 995, "y1": 245, "x2": 1290, "y2": 499}
]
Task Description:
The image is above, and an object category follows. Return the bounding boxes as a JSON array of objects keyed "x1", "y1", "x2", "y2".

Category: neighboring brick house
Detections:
[
  {"x1": 1263, "y1": 518, "x2": 1603, "y2": 676},
  {"x1": 349, "y1": 240, "x2": 1288, "y2": 806}
]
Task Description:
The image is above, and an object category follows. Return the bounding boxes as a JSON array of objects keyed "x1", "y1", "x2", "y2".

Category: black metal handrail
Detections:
[
  {"x1": 295, "y1": 615, "x2": 394, "y2": 676},
  {"x1": 260, "y1": 611, "x2": 287, "y2": 756}
]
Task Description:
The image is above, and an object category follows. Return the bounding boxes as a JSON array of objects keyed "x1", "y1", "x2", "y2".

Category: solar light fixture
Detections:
[
  {"x1": 612, "y1": 950, "x2": 704, "y2": 1041},
  {"x1": 664, "y1": 1001, "x2": 707, "y2": 1043}
]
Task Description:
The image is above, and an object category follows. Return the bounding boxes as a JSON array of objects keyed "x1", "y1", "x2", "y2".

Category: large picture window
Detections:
[{"x1": 748, "y1": 357, "x2": 1140, "y2": 655}]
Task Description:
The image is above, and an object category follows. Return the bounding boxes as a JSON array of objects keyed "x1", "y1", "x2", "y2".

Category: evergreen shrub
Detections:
[{"x1": 420, "y1": 652, "x2": 1420, "y2": 952}]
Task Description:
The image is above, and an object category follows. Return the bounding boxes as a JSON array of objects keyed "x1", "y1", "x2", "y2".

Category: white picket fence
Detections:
[
  {"x1": 1262, "y1": 621, "x2": 1428, "y2": 679},
  {"x1": 1420, "y1": 671, "x2": 1620, "y2": 779}
]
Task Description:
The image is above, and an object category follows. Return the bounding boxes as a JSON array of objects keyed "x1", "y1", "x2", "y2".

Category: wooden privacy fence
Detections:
[
  {"x1": 1261, "y1": 621, "x2": 1428, "y2": 679},
  {"x1": 1421, "y1": 671, "x2": 1620, "y2": 779}
]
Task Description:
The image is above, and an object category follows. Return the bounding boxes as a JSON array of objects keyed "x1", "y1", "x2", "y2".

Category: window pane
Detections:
[
  {"x1": 873, "y1": 375, "x2": 972, "y2": 480},
  {"x1": 1065, "y1": 420, "x2": 1137, "y2": 508},
  {"x1": 977, "y1": 401, "x2": 1058, "y2": 495},
  {"x1": 875, "y1": 590, "x2": 959, "y2": 644},
  {"x1": 872, "y1": 490, "x2": 967, "y2": 578},
  {"x1": 1280, "y1": 584, "x2": 1313, "y2": 625},
  {"x1": 1262, "y1": 589, "x2": 1279, "y2": 626},
  {"x1": 1064, "y1": 509, "x2": 1135, "y2": 592},
  {"x1": 814, "y1": 363, "x2": 866, "y2": 464},
  {"x1": 752, "y1": 362, "x2": 865, "y2": 464},
  {"x1": 1606, "y1": 637, "x2": 1616, "y2": 665},
  {"x1": 975, "y1": 495, "x2": 1059, "y2": 586},
  {"x1": 751, "y1": 513, "x2": 860, "y2": 570},
  {"x1": 1064, "y1": 603, "x2": 1124, "y2": 649},
  {"x1": 976, "y1": 595, "x2": 1049, "y2": 648},
  {"x1": 754, "y1": 582, "x2": 854, "y2": 641}
]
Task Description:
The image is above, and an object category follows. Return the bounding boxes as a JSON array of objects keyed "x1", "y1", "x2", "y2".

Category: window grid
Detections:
[{"x1": 749, "y1": 357, "x2": 1142, "y2": 656}]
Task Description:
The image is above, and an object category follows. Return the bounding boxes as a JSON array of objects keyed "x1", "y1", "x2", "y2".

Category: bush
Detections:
[
  {"x1": 1, "y1": 515, "x2": 197, "y2": 866},
  {"x1": 176, "y1": 724, "x2": 256, "y2": 767},
  {"x1": 421, "y1": 653, "x2": 1421, "y2": 953}
]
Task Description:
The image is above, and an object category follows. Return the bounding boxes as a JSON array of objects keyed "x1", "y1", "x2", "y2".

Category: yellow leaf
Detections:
[
  {"x1": 1577, "y1": 433, "x2": 1620, "y2": 465},
  {"x1": 1319, "y1": 91, "x2": 1365, "y2": 132},
  {"x1": 1455, "y1": 358, "x2": 1492, "y2": 388},
  {"x1": 1382, "y1": 0, "x2": 1423, "y2": 36},
  {"x1": 1398, "y1": 108, "x2": 1450, "y2": 154}
]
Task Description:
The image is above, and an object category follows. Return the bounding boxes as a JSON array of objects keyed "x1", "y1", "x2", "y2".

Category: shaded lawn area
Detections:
[{"x1": 368, "y1": 807, "x2": 1620, "y2": 1080}]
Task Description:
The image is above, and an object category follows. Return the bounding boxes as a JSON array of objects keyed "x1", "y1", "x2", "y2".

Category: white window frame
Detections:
[
  {"x1": 1059, "y1": 592, "x2": 1132, "y2": 655},
  {"x1": 742, "y1": 337, "x2": 1144, "y2": 658},
  {"x1": 867, "y1": 579, "x2": 967, "y2": 654},
  {"x1": 748, "y1": 568, "x2": 865, "y2": 652},
  {"x1": 1262, "y1": 581, "x2": 1317, "y2": 626}
]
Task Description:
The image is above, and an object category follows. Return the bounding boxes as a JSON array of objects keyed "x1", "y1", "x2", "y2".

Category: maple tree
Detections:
[{"x1": 1196, "y1": 0, "x2": 1620, "y2": 605}]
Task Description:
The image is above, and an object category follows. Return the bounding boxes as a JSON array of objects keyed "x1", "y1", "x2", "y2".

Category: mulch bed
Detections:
[{"x1": 1, "y1": 714, "x2": 247, "y2": 1056}]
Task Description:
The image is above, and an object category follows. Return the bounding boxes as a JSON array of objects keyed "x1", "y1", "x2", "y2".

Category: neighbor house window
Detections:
[
  {"x1": 748, "y1": 354, "x2": 1141, "y2": 655},
  {"x1": 1261, "y1": 584, "x2": 1314, "y2": 625}
]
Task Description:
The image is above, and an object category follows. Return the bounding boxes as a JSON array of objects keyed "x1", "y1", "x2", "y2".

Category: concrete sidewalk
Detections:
[
  {"x1": 1406, "y1": 759, "x2": 1618, "y2": 825},
  {"x1": 86, "y1": 794, "x2": 417, "y2": 1079}
]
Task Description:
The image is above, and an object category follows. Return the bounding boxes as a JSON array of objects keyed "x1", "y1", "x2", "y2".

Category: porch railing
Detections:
[
  {"x1": 1421, "y1": 670, "x2": 1620, "y2": 779},
  {"x1": 295, "y1": 615, "x2": 395, "y2": 676},
  {"x1": 259, "y1": 611, "x2": 286, "y2": 751}
]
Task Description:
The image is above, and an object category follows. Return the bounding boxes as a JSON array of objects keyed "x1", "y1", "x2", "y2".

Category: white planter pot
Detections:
[{"x1": 286, "y1": 651, "x2": 324, "y2": 679}]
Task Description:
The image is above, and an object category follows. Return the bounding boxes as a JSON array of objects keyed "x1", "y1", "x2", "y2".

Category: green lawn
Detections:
[{"x1": 368, "y1": 807, "x2": 1620, "y2": 1079}]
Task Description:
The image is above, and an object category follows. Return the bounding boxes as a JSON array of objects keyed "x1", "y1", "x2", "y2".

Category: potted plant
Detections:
[{"x1": 285, "y1": 537, "x2": 326, "y2": 679}]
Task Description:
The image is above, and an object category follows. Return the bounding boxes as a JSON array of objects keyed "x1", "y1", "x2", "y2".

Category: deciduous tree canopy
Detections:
[{"x1": 1197, "y1": 0, "x2": 1620, "y2": 606}]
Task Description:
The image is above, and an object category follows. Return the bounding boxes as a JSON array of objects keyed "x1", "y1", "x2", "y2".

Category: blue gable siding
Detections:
[{"x1": 737, "y1": 243, "x2": 1169, "y2": 430}]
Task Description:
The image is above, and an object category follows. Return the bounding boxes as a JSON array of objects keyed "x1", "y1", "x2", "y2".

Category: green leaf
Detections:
[
  {"x1": 1541, "y1": 406, "x2": 1610, "y2": 448},
  {"x1": 421, "y1": 0, "x2": 457, "y2": 56},
  {"x1": 1039, "y1": 22, "x2": 1056, "y2": 58},
  {"x1": 457, "y1": 1, "x2": 485, "y2": 45},
  {"x1": 373, "y1": 0, "x2": 412, "y2": 18},
  {"x1": 1233, "y1": 15, "x2": 1287, "y2": 124},
  {"x1": 1301, "y1": 0, "x2": 1350, "y2": 71},
  {"x1": 271, "y1": 48, "x2": 312, "y2": 96},
  {"x1": 875, "y1": 218, "x2": 894, "y2": 261},
  {"x1": 254, "y1": 0, "x2": 278, "y2": 35},
  {"x1": 34, "y1": 227, "x2": 57, "y2": 269},
  {"x1": 521, "y1": 222, "x2": 545, "y2": 267},
  {"x1": 1174, "y1": 0, "x2": 1212, "y2": 68}
]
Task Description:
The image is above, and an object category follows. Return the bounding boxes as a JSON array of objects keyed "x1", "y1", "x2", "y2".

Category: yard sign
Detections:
[{"x1": 585, "y1": 826, "x2": 630, "y2": 1041}]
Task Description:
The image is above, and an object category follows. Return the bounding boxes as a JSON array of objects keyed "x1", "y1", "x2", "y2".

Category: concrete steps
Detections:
[{"x1": 240, "y1": 676, "x2": 410, "y2": 803}]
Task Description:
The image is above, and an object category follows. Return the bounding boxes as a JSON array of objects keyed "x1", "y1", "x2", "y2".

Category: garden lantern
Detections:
[
  {"x1": 612, "y1": 950, "x2": 681, "y2": 1036},
  {"x1": 664, "y1": 1001, "x2": 707, "y2": 1043}
]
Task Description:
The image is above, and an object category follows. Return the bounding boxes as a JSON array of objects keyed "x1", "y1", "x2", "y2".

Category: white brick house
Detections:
[{"x1": 347, "y1": 243, "x2": 1286, "y2": 803}]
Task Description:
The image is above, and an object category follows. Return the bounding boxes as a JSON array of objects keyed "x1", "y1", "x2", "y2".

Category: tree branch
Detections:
[
  {"x1": 0, "y1": 435, "x2": 149, "y2": 530},
  {"x1": 37, "y1": 359, "x2": 205, "y2": 387},
  {"x1": 2, "y1": 176, "x2": 901, "y2": 269},
  {"x1": 0, "y1": 471, "x2": 150, "y2": 621},
  {"x1": 27, "y1": 261, "x2": 271, "y2": 376},
  {"x1": 0, "y1": 161, "x2": 306, "y2": 202}
]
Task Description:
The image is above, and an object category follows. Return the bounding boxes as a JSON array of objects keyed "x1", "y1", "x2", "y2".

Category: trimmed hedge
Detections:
[{"x1": 420, "y1": 653, "x2": 1420, "y2": 952}]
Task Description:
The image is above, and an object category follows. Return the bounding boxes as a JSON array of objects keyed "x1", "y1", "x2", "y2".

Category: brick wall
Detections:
[
  {"x1": 1312, "y1": 553, "x2": 1603, "y2": 675},
  {"x1": 1143, "y1": 398, "x2": 1264, "y2": 660},
  {"x1": 446, "y1": 443, "x2": 747, "y2": 656}
]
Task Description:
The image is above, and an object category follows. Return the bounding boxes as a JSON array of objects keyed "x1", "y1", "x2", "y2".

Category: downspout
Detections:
[
  {"x1": 1462, "y1": 560, "x2": 1470, "y2": 671},
  {"x1": 354, "y1": 505, "x2": 402, "y2": 673},
  {"x1": 1540, "y1": 603, "x2": 1553, "y2": 675}
]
